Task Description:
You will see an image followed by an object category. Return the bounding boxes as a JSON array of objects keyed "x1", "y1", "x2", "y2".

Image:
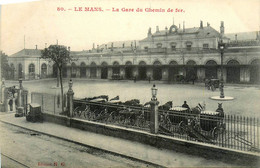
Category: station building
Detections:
[{"x1": 7, "y1": 21, "x2": 260, "y2": 83}]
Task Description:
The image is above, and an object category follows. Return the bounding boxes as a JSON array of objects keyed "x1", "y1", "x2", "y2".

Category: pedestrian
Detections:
[
  {"x1": 182, "y1": 101, "x2": 190, "y2": 110},
  {"x1": 134, "y1": 76, "x2": 136, "y2": 83},
  {"x1": 9, "y1": 99, "x2": 13, "y2": 111}
]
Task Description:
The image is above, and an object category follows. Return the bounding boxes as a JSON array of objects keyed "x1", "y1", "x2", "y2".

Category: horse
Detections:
[{"x1": 159, "y1": 101, "x2": 173, "y2": 111}]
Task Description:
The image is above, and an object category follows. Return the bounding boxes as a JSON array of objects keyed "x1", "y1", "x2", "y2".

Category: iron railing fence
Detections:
[
  {"x1": 73, "y1": 99, "x2": 151, "y2": 131},
  {"x1": 73, "y1": 99, "x2": 260, "y2": 153},
  {"x1": 158, "y1": 109, "x2": 259, "y2": 153},
  {"x1": 31, "y1": 92, "x2": 67, "y2": 114}
]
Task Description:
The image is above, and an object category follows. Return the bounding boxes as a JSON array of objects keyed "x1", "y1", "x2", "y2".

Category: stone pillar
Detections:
[
  {"x1": 244, "y1": 67, "x2": 250, "y2": 82},
  {"x1": 146, "y1": 67, "x2": 153, "y2": 80},
  {"x1": 120, "y1": 67, "x2": 125, "y2": 79},
  {"x1": 150, "y1": 100, "x2": 159, "y2": 134},
  {"x1": 1, "y1": 79, "x2": 5, "y2": 103},
  {"x1": 67, "y1": 79, "x2": 74, "y2": 118},
  {"x1": 162, "y1": 67, "x2": 169, "y2": 81},
  {"x1": 132, "y1": 66, "x2": 139, "y2": 79},
  {"x1": 86, "y1": 68, "x2": 90, "y2": 78},
  {"x1": 97, "y1": 67, "x2": 101, "y2": 79},
  {"x1": 108, "y1": 67, "x2": 113, "y2": 79},
  {"x1": 197, "y1": 67, "x2": 205, "y2": 82},
  {"x1": 76, "y1": 67, "x2": 80, "y2": 78},
  {"x1": 17, "y1": 79, "x2": 23, "y2": 107}
]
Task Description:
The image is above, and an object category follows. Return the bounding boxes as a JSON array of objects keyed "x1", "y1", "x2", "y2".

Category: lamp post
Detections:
[
  {"x1": 151, "y1": 84, "x2": 157, "y2": 101},
  {"x1": 211, "y1": 38, "x2": 234, "y2": 101},
  {"x1": 219, "y1": 39, "x2": 225, "y2": 98},
  {"x1": 150, "y1": 84, "x2": 159, "y2": 134}
]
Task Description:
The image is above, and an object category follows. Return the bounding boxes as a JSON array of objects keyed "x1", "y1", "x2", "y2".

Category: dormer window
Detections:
[
  {"x1": 156, "y1": 43, "x2": 162, "y2": 48},
  {"x1": 144, "y1": 46, "x2": 148, "y2": 51},
  {"x1": 186, "y1": 41, "x2": 192, "y2": 50},
  {"x1": 170, "y1": 42, "x2": 177, "y2": 51},
  {"x1": 203, "y1": 43, "x2": 209, "y2": 49}
]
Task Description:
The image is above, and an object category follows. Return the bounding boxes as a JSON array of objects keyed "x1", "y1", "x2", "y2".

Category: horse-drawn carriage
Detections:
[
  {"x1": 205, "y1": 79, "x2": 220, "y2": 91},
  {"x1": 159, "y1": 103, "x2": 225, "y2": 142}
]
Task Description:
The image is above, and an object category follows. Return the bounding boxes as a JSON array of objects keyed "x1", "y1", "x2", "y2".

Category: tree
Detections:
[
  {"x1": 41, "y1": 45, "x2": 72, "y2": 113},
  {"x1": 1, "y1": 52, "x2": 12, "y2": 80}
]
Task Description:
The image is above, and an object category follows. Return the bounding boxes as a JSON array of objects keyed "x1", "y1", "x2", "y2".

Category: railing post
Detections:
[
  {"x1": 67, "y1": 79, "x2": 74, "y2": 118},
  {"x1": 1, "y1": 79, "x2": 5, "y2": 103},
  {"x1": 150, "y1": 84, "x2": 159, "y2": 134},
  {"x1": 150, "y1": 100, "x2": 159, "y2": 134},
  {"x1": 15, "y1": 79, "x2": 24, "y2": 117}
]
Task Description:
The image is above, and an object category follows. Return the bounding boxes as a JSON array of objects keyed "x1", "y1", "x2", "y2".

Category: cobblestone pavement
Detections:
[{"x1": 5, "y1": 79, "x2": 260, "y2": 117}]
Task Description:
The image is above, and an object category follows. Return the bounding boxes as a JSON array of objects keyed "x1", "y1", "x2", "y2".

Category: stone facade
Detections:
[{"x1": 7, "y1": 21, "x2": 260, "y2": 83}]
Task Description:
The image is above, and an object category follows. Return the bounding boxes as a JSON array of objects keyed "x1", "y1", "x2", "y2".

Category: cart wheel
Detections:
[
  {"x1": 178, "y1": 121, "x2": 186, "y2": 134},
  {"x1": 212, "y1": 127, "x2": 218, "y2": 139}
]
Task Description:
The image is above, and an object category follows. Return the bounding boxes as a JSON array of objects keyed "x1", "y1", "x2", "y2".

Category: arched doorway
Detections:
[
  {"x1": 71, "y1": 62, "x2": 77, "y2": 78},
  {"x1": 101, "y1": 62, "x2": 108, "y2": 79},
  {"x1": 205, "y1": 60, "x2": 217, "y2": 79},
  {"x1": 138, "y1": 61, "x2": 147, "y2": 80},
  {"x1": 168, "y1": 61, "x2": 178, "y2": 82},
  {"x1": 90, "y1": 62, "x2": 97, "y2": 78},
  {"x1": 125, "y1": 61, "x2": 133, "y2": 79},
  {"x1": 53, "y1": 64, "x2": 58, "y2": 78},
  {"x1": 41, "y1": 63, "x2": 47, "y2": 78},
  {"x1": 80, "y1": 62, "x2": 86, "y2": 78},
  {"x1": 227, "y1": 60, "x2": 240, "y2": 83},
  {"x1": 28, "y1": 63, "x2": 35, "y2": 79},
  {"x1": 186, "y1": 60, "x2": 197, "y2": 82},
  {"x1": 112, "y1": 61, "x2": 120, "y2": 75},
  {"x1": 18, "y1": 63, "x2": 23, "y2": 79},
  {"x1": 250, "y1": 59, "x2": 260, "y2": 84},
  {"x1": 10, "y1": 64, "x2": 15, "y2": 79},
  {"x1": 153, "y1": 61, "x2": 162, "y2": 80}
]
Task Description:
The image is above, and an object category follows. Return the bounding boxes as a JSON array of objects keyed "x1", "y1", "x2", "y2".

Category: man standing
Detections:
[{"x1": 182, "y1": 101, "x2": 190, "y2": 110}]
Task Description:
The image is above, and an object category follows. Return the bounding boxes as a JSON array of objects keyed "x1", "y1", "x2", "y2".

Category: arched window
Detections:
[
  {"x1": 41, "y1": 63, "x2": 47, "y2": 77},
  {"x1": 186, "y1": 60, "x2": 196, "y2": 65},
  {"x1": 139, "y1": 61, "x2": 146, "y2": 66},
  {"x1": 113, "y1": 61, "x2": 120, "y2": 66},
  {"x1": 29, "y1": 64, "x2": 35, "y2": 73},
  {"x1": 156, "y1": 43, "x2": 162, "y2": 48},
  {"x1": 153, "y1": 61, "x2": 162, "y2": 65},
  {"x1": 205, "y1": 60, "x2": 217, "y2": 65}
]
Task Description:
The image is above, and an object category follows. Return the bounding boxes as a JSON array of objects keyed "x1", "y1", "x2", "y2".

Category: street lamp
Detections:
[
  {"x1": 151, "y1": 84, "x2": 157, "y2": 101},
  {"x1": 218, "y1": 39, "x2": 226, "y2": 98}
]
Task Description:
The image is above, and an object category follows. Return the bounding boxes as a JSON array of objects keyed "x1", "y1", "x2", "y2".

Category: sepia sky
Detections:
[{"x1": 0, "y1": 0, "x2": 259, "y2": 55}]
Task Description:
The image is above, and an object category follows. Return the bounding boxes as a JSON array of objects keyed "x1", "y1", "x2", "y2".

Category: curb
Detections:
[{"x1": 0, "y1": 119, "x2": 165, "y2": 168}]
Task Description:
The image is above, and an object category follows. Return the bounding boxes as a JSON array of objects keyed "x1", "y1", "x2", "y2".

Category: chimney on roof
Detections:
[
  {"x1": 183, "y1": 21, "x2": 185, "y2": 32},
  {"x1": 105, "y1": 44, "x2": 107, "y2": 49},
  {"x1": 111, "y1": 43, "x2": 113, "y2": 51},
  {"x1": 207, "y1": 22, "x2": 210, "y2": 27},
  {"x1": 220, "y1": 21, "x2": 225, "y2": 35},
  {"x1": 156, "y1": 26, "x2": 159, "y2": 32},
  {"x1": 93, "y1": 43, "x2": 95, "y2": 49},
  {"x1": 35, "y1": 45, "x2": 37, "y2": 50},
  {"x1": 200, "y1": 20, "x2": 203, "y2": 29},
  {"x1": 122, "y1": 43, "x2": 125, "y2": 48},
  {"x1": 68, "y1": 46, "x2": 70, "y2": 51},
  {"x1": 45, "y1": 43, "x2": 47, "y2": 48},
  {"x1": 179, "y1": 24, "x2": 180, "y2": 29},
  {"x1": 165, "y1": 26, "x2": 168, "y2": 35},
  {"x1": 235, "y1": 34, "x2": 237, "y2": 42},
  {"x1": 134, "y1": 41, "x2": 136, "y2": 48}
]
